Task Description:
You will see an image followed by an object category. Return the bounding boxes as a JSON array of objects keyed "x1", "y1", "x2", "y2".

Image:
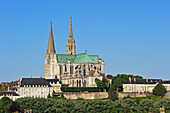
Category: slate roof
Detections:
[
  {"x1": 0, "y1": 91, "x2": 19, "y2": 96},
  {"x1": 124, "y1": 78, "x2": 170, "y2": 84},
  {"x1": 20, "y1": 78, "x2": 52, "y2": 87},
  {"x1": 56, "y1": 53, "x2": 99, "y2": 64},
  {"x1": 46, "y1": 78, "x2": 61, "y2": 84}
]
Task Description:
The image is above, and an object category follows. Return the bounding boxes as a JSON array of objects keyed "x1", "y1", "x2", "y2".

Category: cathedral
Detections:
[{"x1": 44, "y1": 18, "x2": 105, "y2": 87}]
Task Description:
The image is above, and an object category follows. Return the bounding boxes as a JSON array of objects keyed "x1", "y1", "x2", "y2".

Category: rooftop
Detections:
[{"x1": 57, "y1": 53, "x2": 99, "y2": 64}]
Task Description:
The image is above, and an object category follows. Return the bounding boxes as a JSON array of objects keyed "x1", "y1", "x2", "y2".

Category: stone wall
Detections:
[
  {"x1": 64, "y1": 92, "x2": 108, "y2": 99},
  {"x1": 118, "y1": 92, "x2": 153, "y2": 99},
  {"x1": 65, "y1": 92, "x2": 170, "y2": 99},
  {"x1": 165, "y1": 91, "x2": 170, "y2": 98}
]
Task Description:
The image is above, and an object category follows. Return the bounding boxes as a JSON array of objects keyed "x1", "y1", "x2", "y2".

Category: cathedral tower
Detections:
[
  {"x1": 66, "y1": 17, "x2": 76, "y2": 55},
  {"x1": 44, "y1": 23, "x2": 58, "y2": 79}
]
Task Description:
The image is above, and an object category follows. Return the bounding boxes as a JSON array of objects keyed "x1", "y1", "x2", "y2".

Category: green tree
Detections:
[
  {"x1": 95, "y1": 78, "x2": 109, "y2": 91},
  {"x1": 0, "y1": 97, "x2": 13, "y2": 113},
  {"x1": 60, "y1": 92, "x2": 64, "y2": 97},
  {"x1": 95, "y1": 78, "x2": 102, "y2": 90},
  {"x1": 101, "y1": 78, "x2": 109, "y2": 90},
  {"x1": 108, "y1": 86, "x2": 118, "y2": 101},
  {"x1": 159, "y1": 98, "x2": 170, "y2": 112},
  {"x1": 138, "y1": 99, "x2": 157, "y2": 113},
  {"x1": 153, "y1": 83, "x2": 167, "y2": 96},
  {"x1": 47, "y1": 93, "x2": 51, "y2": 98}
]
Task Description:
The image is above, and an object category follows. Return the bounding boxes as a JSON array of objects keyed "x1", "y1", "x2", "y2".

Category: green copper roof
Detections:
[{"x1": 56, "y1": 53, "x2": 99, "y2": 64}]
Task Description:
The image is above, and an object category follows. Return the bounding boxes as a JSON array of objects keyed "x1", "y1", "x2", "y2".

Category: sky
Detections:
[{"x1": 0, "y1": 0, "x2": 170, "y2": 82}]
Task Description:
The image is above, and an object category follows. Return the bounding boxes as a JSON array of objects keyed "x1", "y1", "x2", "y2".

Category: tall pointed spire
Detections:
[
  {"x1": 66, "y1": 17, "x2": 76, "y2": 55},
  {"x1": 69, "y1": 17, "x2": 73, "y2": 38},
  {"x1": 47, "y1": 22, "x2": 56, "y2": 53}
]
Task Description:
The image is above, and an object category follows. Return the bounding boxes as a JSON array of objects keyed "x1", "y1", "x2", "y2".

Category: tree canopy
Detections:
[
  {"x1": 95, "y1": 78, "x2": 109, "y2": 91},
  {"x1": 0, "y1": 97, "x2": 13, "y2": 113},
  {"x1": 15, "y1": 97, "x2": 169, "y2": 113},
  {"x1": 153, "y1": 83, "x2": 167, "y2": 96},
  {"x1": 108, "y1": 85, "x2": 118, "y2": 101}
]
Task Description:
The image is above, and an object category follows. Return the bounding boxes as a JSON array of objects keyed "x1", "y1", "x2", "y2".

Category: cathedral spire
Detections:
[
  {"x1": 47, "y1": 22, "x2": 56, "y2": 53},
  {"x1": 69, "y1": 17, "x2": 73, "y2": 38},
  {"x1": 66, "y1": 17, "x2": 76, "y2": 55}
]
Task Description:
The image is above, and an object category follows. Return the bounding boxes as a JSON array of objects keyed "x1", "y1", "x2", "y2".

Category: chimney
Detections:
[
  {"x1": 146, "y1": 78, "x2": 148, "y2": 83},
  {"x1": 129, "y1": 77, "x2": 131, "y2": 83},
  {"x1": 134, "y1": 77, "x2": 136, "y2": 82}
]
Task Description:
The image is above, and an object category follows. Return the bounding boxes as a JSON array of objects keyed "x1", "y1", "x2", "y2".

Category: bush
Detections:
[
  {"x1": 61, "y1": 87, "x2": 100, "y2": 92},
  {"x1": 138, "y1": 99, "x2": 158, "y2": 113},
  {"x1": 0, "y1": 97, "x2": 13, "y2": 113},
  {"x1": 108, "y1": 86, "x2": 118, "y2": 101},
  {"x1": 15, "y1": 97, "x2": 166, "y2": 113},
  {"x1": 153, "y1": 83, "x2": 167, "y2": 96}
]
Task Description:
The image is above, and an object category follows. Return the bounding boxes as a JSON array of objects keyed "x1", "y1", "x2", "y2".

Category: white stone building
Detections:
[
  {"x1": 44, "y1": 18, "x2": 104, "y2": 87},
  {"x1": 123, "y1": 77, "x2": 170, "y2": 93},
  {"x1": 18, "y1": 78, "x2": 55, "y2": 98}
]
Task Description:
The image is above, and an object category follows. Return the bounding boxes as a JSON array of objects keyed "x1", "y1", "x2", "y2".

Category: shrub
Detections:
[
  {"x1": 0, "y1": 97, "x2": 13, "y2": 113},
  {"x1": 153, "y1": 83, "x2": 167, "y2": 96},
  {"x1": 108, "y1": 86, "x2": 118, "y2": 101}
]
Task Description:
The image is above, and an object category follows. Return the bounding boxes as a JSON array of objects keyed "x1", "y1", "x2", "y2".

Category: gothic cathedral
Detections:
[{"x1": 44, "y1": 18, "x2": 105, "y2": 87}]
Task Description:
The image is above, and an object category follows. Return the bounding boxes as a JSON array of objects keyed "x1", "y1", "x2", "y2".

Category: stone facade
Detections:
[
  {"x1": 123, "y1": 78, "x2": 170, "y2": 93},
  {"x1": 44, "y1": 18, "x2": 105, "y2": 87},
  {"x1": 18, "y1": 78, "x2": 54, "y2": 98}
]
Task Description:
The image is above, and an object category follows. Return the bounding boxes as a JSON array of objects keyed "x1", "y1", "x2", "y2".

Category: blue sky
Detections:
[{"x1": 0, "y1": 0, "x2": 170, "y2": 82}]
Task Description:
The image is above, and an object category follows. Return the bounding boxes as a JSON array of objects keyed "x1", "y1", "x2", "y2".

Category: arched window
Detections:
[
  {"x1": 79, "y1": 80, "x2": 81, "y2": 87},
  {"x1": 60, "y1": 65, "x2": 62, "y2": 74},
  {"x1": 83, "y1": 65, "x2": 86, "y2": 76},
  {"x1": 70, "y1": 66, "x2": 73, "y2": 74},
  {"x1": 72, "y1": 80, "x2": 74, "y2": 87},
  {"x1": 65, "y1": 65, "x2": 67, "y2": 72},
  {"x1": 77, "y1": 80, "x2": 79, "y2": 87},
  {"x1": 84, "y1": 80, "x2": 86, "y2": 87}
]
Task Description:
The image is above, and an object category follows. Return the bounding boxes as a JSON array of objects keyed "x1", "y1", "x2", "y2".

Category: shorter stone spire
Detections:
[
  {"x1": 47, "y1": 22, "x2": 56, "y2": 53},
  {"x1": 69, "y1": 17, "x2": 73, "y2": 38},
  {"x1": 66, "y1": 17, "x2": 76, "y2": 55}
]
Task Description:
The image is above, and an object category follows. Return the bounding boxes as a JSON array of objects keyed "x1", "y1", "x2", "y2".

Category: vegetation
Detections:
[
  {"x1": 61, "y1": 87, "x2": 100, "y2": 92},
  {"x1": 108, "y1": 85, "x2": 118, "y2": 101},
  {"x1": 0, "y1": 97, "x2": 13, "y2": 113},
  {"x1": 0, "y1": 96, "x2": 169, "y2": 113},
  {"x1": 153, "y1": 83, "x2": 167, "y2": 96},
  {"x1": 47, "y1": 93, "x2": 51, "y2": 98},
  {"x1": 4, "y1": 86, "x2": 8, "y2": 91},
  {"x1": 95, "y1": 78, "x2": 109, "y2": 91},
  {"x1": 111, "y1": 74, "x2": 143, "y2": 92},
  {"x1": 14, "y1": 97, "x2": 170, "y2": 113}
]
